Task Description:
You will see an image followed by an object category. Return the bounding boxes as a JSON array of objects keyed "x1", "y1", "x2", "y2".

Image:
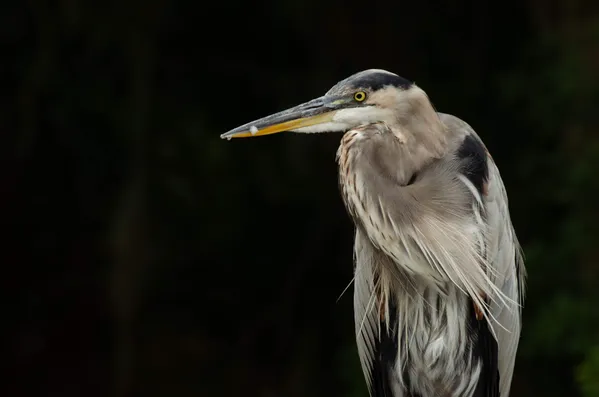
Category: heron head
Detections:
[{"x1": 221, "y1": 69, "x2": 415, "y2": 139}]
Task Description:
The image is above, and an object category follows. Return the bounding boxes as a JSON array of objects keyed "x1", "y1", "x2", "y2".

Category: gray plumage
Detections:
[{"x1": 222, "y1": 69, "x2": 526, "y2": 397}]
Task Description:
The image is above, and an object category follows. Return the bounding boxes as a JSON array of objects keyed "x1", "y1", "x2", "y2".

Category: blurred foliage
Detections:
[
  {"x1": 5, "y1": 0, "x2": 599, "y2": 396},
  {"x1": 496, "y1": 14, "x2": 599, "y2": 397},
  {"x1": 579, "y1": 345, "x2": 599, "y2": 397}
]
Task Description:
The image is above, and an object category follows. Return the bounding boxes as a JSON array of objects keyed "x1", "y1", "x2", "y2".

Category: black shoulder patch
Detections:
[
  {"x1": 457, "y1": 134, "x2": 489, "y2": 195},
  {"x1": 352, "y1": 71, "x2": 413, "y2": 91},
  {"x1": 469, "y1": 300, "x2": 500, "y2": 397}
]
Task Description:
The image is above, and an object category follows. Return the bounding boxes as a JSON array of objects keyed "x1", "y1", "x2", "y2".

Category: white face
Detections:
[{"x1": 293, "y1": 105, "x2": 397, "y2": 134}]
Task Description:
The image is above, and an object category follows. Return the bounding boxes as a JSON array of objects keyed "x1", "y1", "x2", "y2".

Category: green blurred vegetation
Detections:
[{"x1": 5, "y1": 1, "x2": 599, "y2": 396}]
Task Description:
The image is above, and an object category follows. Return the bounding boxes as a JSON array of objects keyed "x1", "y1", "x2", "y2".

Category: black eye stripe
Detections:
[{"x1": 352, "y1": 72, "x2": 412, "y2": 91}]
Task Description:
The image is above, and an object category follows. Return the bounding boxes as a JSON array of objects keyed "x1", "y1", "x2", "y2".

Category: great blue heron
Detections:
[{"x1": 221, "y1": 69, "x2": 526, "y2": 397}]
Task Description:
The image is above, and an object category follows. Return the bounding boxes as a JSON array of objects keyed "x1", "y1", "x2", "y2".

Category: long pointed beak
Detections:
[{"x1": 220, "y1": 96, "x2": 339, "y2": 139}]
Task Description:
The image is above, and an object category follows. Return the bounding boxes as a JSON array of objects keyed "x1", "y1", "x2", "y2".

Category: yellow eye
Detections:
[{"x1": 354, "y1": 91, "x2": 366, "y2": 102}]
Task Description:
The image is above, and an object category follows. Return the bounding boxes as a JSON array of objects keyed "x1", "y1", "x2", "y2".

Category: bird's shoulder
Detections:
[{"x1": 436, "y1": 113, "x2": 490, "y2": 197}]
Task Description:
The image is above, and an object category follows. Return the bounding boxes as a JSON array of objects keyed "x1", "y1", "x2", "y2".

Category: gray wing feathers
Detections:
[
  {"x1": 441, "y1": 113, "x2": 525, "y2": 396},
  {"x1": 354, "y1": 229, "x2": 380, "y2": 394},
  {"x1": 485, "y1": 159, "x2": 526, "y2": 397}
]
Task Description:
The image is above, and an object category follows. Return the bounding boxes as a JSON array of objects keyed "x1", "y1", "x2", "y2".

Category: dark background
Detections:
[{"x1": 5, "y1": 1, "x2": 599, "y2": 396}]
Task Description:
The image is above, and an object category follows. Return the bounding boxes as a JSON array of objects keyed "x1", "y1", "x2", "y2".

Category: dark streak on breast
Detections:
[
  {"x1": 468, "y1": 299, "x2": 500, "y2": 397},
  {"x1": 457, "y1": 134, "x2": 489, "y2": 196},
  {"x1": 369, "y1": 278, "x2": 399, "y2": 397},
  {"x1": 406, "y1": 172, "x2": 418, "y2": 186}
]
